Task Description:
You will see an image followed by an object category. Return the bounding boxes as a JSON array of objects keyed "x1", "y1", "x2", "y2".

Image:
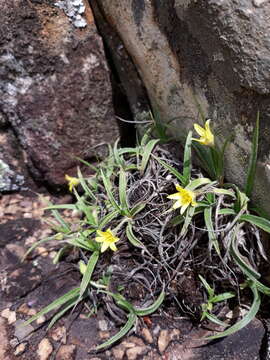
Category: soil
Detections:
[{"x1": 0, "y1": 189, "x2": 267, "y2": 360}]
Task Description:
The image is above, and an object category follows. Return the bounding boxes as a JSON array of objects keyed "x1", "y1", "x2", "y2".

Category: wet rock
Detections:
[
  {"x1": 158, "y1": 329, "x2": 170, "y2": 353},
  {"x1": 55, "y1": 344, "x2": 76, "y2": 360},
  {"x1": 37, "y1": 338, "x2": 53, "y2": 360},
  {"x1": 0, "y1": 0, "x2": 119, "y2": 187}
]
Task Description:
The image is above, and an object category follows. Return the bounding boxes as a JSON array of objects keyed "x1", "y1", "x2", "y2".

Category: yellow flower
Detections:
[
  {"x1": 192, "y1": 119, "x2": 214, "y2": 147},
  {"x1": 95, "y1": 229, "x2": 119, "y2": 253},
  {"x1": 167, "y1": 184, "x2": 197, "y2": 214},
  {"x1": 65, "y1": 174, "x2": 80, "y2": 192}
]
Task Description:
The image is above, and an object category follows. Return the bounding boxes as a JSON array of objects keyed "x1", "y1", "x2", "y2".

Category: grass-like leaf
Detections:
[
  {"x1": 153, "y1": 155, "x2": 185, "y2": 184},
  {"x1": 205, "y1": 282, "x2": 260, "y2": 340},
  {"x1": 95, "y1": 312, "x2": 137, "y2": 350},
  {"x1": 204, "y1": 312, "x2": 230, "y2": 327},
  {"x1": 77, "y1": 167, "x2": 96, "y2": 200},
  {"x1": 181, "y1": 206, "x2": 195, "y2": 236},
  {"x1": 130, "y1": 203, "x2": 146, "y2": 217},
  {"x1": 186, "y1": 178, "x2": 212, "y2": 191},
  {"x1": 134, "y1": 290, "x2": 165, "y2": 316},
  {"x1": 99, "y1": 210, "x2": 119, "y2": 230},
  {"x1": 101, "y1": 170, "x2": 121, "y2": 213},
  {"x1": 240, "y1": 214, "x2": 270, "y2": 234},
  {"x1": 119, "y1": 168, "x2": 130, "y2": 215},
  {"x1": 245, "y1": 111, "x2": 259, "y2": 198},
  {"x1": 48, "y1": 296, "x2": 80, "y2": 329},
  {"x1": 126, "y1": 223, "x2": 144, "y2": 248},
  {"x1": 24, "y1": 287, "x2": 80, "y2": 325},
  {"x1": 204, "y1": 207, "x2": 220, "y2": 255},
  {"x1": 79, "y1": 251, "x2": 99, "y2": 299},
  {"x1": 140, "y1": 139, "x2": 159, "y2": 173},
  {"x1": 183, "y1": 131, "x2": 192, "y2": 186}
]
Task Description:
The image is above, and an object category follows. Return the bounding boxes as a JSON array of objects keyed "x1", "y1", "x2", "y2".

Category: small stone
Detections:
[
  {"x1": 36, "y1": 315, "x2": 46, "y2": 325},
  {"x1": 14, "y1": 342, "x2": 27, "y2": 356},
  {"x1": 158, "y1": 330, "x2": 170, "y2": 353},
  {"x1": 1, "y1": 308, "x2": 16, "y2": 324},
  {"x1": 55, "y1": 344, "x2": 76, "y2": 360},
  {"x1": 141, "y1": 327, "x2": 153, "y2": 344},
  {"x1": 51, "y1": 326, "x2": 66, "y2": 343},
  {"x1": 126, "y1": 346, "x2": 147, "y2": 360},
  {"x1": 153, "y1": 324, "x2": 161, "y2": 335},
  {"x1": 253, "y1": 0, "x2": 268, "y2": 7},
  {"x1": 112, "y1": 347, "x2": 125, "y2": 360},
  {"x1": 37, "y1": 338, "x2": 53, "y2": 360},
  {"x1": 98, "y1": 319, "x2": 108, "y2": 331},
  {"x1": 36, "y1": 247, "x2": 48, "y2": 257},
  {"x1": 99, "y1": 331, "x2": 110, "y2": 339},
  {"x1": 170, "y1": 328, "x2": 181, "y2": 340},
  {"x1": 14, "y1": 320, "x2": 34, "y2": 341},
  {"x1": 10, "y1": 338, "x2": 19, "y2": 348},
  {"x1": 18, "y1": 303, "x2": 37, "y2": 317}
]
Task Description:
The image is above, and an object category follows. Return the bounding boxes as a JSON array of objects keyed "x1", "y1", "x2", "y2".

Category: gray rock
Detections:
[
  {"x1": 0, "y1": 0, "x2": 119, "y2": 187},
  {"x1": 0, "y1": 159, "x2": 24, "y2": 193},
  {"x1": 14, "y1": 320, "x2": 34, "y2": 341},
  {"x1": 96, "y1": 0, "x2": 270, "y2": 214}
]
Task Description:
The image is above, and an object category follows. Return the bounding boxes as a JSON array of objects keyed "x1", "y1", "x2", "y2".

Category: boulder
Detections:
[
  {"x1": 96, "y1": 0, "x2": 270, "y2": 214},
  {"x1": 0, "y1": 0, "x2": 119, "y2": 187}
]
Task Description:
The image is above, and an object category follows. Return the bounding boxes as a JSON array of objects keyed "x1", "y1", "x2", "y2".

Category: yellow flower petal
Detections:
[
  {"x1": 110, "y1": 243, "x2": 117, "y2": 252},
  {"x1": 167, "y1": 193, "x2": 181, "y2": 200},
  {"x1": 101, "y1": 242, "x2": 109, "y2": 253},
  {"x1": 194, "y1": 123, "x2": 205, "y2": 136}
]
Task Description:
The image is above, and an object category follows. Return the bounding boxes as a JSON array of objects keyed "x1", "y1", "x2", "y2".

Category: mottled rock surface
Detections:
[
  {"x1": 96, "y1": 0, "x2": 270, "y2": 214},
  {"x1": 0, "y1": 0, "x2": 119, "y2": 186}
]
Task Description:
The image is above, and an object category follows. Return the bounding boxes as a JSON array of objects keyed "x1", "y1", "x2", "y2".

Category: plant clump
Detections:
[{"x1": 24, "y1": 115, "x2": 270, "y2": 349}]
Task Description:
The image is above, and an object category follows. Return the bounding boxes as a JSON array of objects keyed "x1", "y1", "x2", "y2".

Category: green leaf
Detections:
[
  {"x1": 240, "y1": 214, "x2": 270, "y2": 234},
  {"x1": 119, "y1": 168, "x2": 130, "y2": 215},
  {"x1": 230, "y1": 227, "x2": 261, "y2": 281},
  {"x1": 73, "y1": 156, "x2": 98, "y2": 172},
  {"x1": 95, "y1": 312, "x2": 137, "y2": 350},
  {"x1": 79, "y1": 251, "x2": 99, "y2": 299},
  {"x1": 126, "y1": 223, "x2": 144, "y2": 248},
  {"x1": 186, "y1": 177, "x2": 212, "y2": 191},
  {"x1": 153, "y1": 155, "x2": 185, "y2": 184},
  {"x1": 135, "y1": 290, "x2": 165, "y2": 316},
  {"x1": 204, "y1": 207, "x2": 220, "y2": 255},
  {"x1": 183, "y1": 131, "x2": 192, "y2": 186},
  {"x1": 181, "y1": 206, "x2": 195, "y2": 236},
  {"x1": 99, "y1": 210, "x2": 119, "y2": 230},
  {"x1": 44, "y1": 204, "x2": 77, "y2": 210},
  {"x1": 192, "y1": 143, "x2": 216, "y2": 179},
  {"x1": 47, "y1": 296, "x2": 81, "y2": 329},
  {"x1": 211, "y1": 292, "x2": 235, "y2": 303},
  {"x1": 51, "y1": 208, "x2": 70, "y2": 233},
  {"x1": 204, "y1": 312, "x2": 230, "y2": 327},
  {"x1": 218, "y1": 208, "x2": 236, "y2": 216},
  {"x1": 24, "y1": 287, "x2": 80, "y2": 325},
  {"x1": 213, "y1": 188, "x2": 235, "y2": 198},
  {"x1": 206, "y1": 283, "x2": 261, "y2": 340},
  {"x1": 77, "y1": 167, "x2": 96, "y2": 201},
  {"x1": 140, "y1": 139, "x2": 159, "y2": 173},
  {"x1": 245, "y1": 111, "x2": 259, "y2": 198},
  {"x1": 53, "y1": 245, "x2": 70, "y2": 264},
  {"x1": 73, "y1": 189, "x2": 97, "y2": 226},
  {"x1": 130, "y1": 203, "x2": 146, "y2": 217},
  {"x1": 199, "y1": 275, "x2": 214, "y2": 298},
  {"x1": 113, "y1": 139, "x2": 125, "y2": 167},
  {"x1": 101, "y1": 170, "x2": 121, "y2": 213}
]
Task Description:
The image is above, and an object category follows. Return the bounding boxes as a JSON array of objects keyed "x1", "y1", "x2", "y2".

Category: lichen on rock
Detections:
[{"x1": 54, "y1": 0, "x2": 87, "y2": 28}]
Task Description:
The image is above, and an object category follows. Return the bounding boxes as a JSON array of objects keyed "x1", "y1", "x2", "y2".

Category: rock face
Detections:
[
  {"x1": 96, "y1": 0, "x2": 270, "y2": 213},
  {"x1": 0, "y1": 0, "x2": 119, "y2": 186}
]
